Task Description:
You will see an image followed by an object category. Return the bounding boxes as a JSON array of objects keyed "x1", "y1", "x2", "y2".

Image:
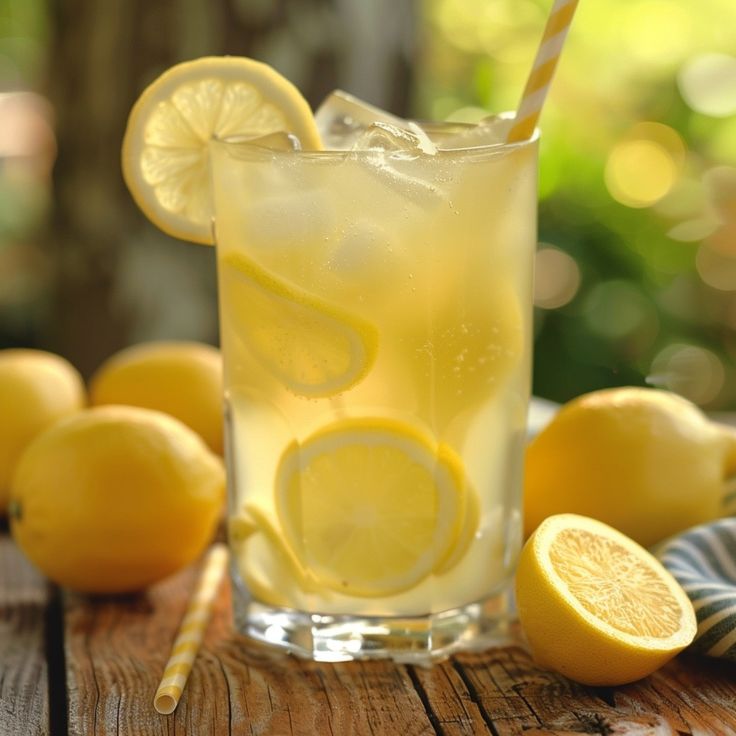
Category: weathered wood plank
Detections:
[
  {"x1": 64, "y1": 555, "x2": 437, "y2": 736},
  {"x1": 0, "y1": 532, "x2": 50, "y2": 736},
  {"x1": 615, "y1": 654, "x2": 736, "y2": 736},
  {"x1": 64, "y1": 561, "x2": 199, "y2": 736},
  {"x1": 441, "y1": 640, "x2": 736, "y2": 735},
  {"x1": 62, "y1": 546, "x2": 736, "y2": 736},
  {"x1": 408, "y1": 660, "x2": 494, "y2": 735}
]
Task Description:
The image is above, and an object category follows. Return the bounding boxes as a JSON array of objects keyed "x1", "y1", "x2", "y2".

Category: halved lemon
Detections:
[
  {"x1": 515, "y1": 514, "x2": 697, "y2": 686},
  {"x1": 275, "y1": 417, "x2": 468, "y2": 597},
  {"x1": 121, "y1": 56, "x2": 322, "y2": 244},
  {"x1": 219, "y1": 252, "x2": 377, "y2": 398}
]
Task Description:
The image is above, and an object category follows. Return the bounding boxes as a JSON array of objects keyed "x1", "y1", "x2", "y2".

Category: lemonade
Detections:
[
  {"x1": 212, "y1": 112, "x2": 538, "y2": 660},
  {"x1": 119, "y1": 54, "x2": 539, "y2": 661}
]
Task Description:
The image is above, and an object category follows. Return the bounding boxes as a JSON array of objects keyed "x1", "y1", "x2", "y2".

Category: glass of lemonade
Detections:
[{"x1": 211, "y1": 104, "x2": 538, "y2": 663}]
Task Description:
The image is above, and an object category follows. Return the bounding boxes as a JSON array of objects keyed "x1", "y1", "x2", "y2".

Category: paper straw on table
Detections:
[
  {"x1": 507, "y1": 0, "x2": 579, "y2": 142},
  {"x1": 154, "y1": 543, "x2": 229, "y2": 715}
]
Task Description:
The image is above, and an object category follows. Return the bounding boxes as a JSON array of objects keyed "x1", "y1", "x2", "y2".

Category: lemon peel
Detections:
[
  {"x1": 10, "y1": 405, "x2": 224, "y2": 593},
  {"x1": 122, "y1": 56, "x2": 322, "y2": 244}
]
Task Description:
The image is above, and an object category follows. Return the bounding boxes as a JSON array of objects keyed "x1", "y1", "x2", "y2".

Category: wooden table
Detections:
[{"x1": 3, "y1": 530, "x2": 736, "y2": 736}]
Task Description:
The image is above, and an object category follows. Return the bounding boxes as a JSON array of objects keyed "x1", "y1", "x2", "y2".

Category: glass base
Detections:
[{"x1": 232, "y1": 581, "x2": 514, "y2": 665}]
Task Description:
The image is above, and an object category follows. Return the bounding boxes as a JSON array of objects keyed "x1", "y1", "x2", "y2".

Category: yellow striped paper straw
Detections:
[
  {"x1": 507, "y1": 0, "x2": 579, "y2": 142},
  {"x1": 154, "y1": 543, "x2": 229, "y2": 715}
]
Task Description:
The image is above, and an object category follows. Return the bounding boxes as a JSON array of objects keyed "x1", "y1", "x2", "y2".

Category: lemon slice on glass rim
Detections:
[
  {"x1": 121, "y1": 56, "x2": 322, "y2": 244},
  {"x1": 275, "y1": 417, "x2": 471, "y2": 598}
]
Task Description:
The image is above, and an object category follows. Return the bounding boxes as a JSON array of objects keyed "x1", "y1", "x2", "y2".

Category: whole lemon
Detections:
[
  {"x1": 89, "y1": 341, "x2": 223, "y2": 454},
  {"x1": 9, "y1": 405, "x2": 225, "y2": 594},
  {"x1": 523, "y1": 387, "x2": 736, "y2": 547},
  {"x1": 0, "y1": 349, "x2": 85, "y2": 514}
]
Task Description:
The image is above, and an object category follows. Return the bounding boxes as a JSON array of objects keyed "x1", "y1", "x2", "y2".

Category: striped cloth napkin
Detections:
[{"x1": 656, "y1": 518, "x2": 736, "y2": 661}]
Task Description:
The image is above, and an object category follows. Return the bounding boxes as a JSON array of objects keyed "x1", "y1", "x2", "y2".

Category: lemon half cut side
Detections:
[
  {"x1": 275, "y1": 417, "x2": 469, "y2": 598},
  {"x1": 516, "y1": 514, "x2": 697, "y2": 686},
  {"x1": 122, "y1": 56, "x2": 322, "y2": 244}
]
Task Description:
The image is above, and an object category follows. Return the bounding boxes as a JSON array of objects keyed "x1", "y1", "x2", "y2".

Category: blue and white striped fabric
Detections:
[{"x1": 657, "y1": 518, "x2": 736, "y2": 661}]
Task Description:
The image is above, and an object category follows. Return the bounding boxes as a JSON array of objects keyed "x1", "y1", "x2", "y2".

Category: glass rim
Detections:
[{"x1": 210, "y1": 112, "x2": 539, "y2": 163}]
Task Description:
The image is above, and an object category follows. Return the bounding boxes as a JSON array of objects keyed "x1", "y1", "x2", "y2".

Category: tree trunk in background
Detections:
[{"x1": 45, "y1": 0, "x2": 415, "y2": 377}]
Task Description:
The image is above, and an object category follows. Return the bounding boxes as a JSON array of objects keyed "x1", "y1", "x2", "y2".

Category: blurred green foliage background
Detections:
[
  {"x1": 415, "y1": 0, "x2": 736, "y2": 408},
  {"x1": 2, "y1": 0, "x2": 736, "y2": 408}
]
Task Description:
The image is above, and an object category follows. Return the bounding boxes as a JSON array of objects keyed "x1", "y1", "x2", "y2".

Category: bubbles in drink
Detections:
[
  {"x1": 327, "y1": 220, "x2": 401, "y2": 283},
  {"x1": 243, "y1": 188, "x2": 336, "y2": 249}
]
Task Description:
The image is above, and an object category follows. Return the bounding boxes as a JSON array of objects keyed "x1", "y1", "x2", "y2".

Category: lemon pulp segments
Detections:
[
  {"x1": 550, "y1": 528, "x2": 685, "y2": 638},
  {"x1": 275, "y1": 418, "x2": 469, "y2": 597},
  {"x1": 220, "y1": 252, "x2": 377, "y2": 398},
  {"x1": 121, "y1": 56, "x2": 322, "y2": 244}
]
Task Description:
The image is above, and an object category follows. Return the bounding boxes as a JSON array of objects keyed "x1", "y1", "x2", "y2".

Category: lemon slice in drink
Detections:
[
  {"x1": 122, "y1": 56, "x2": 322, "y2": 244},
  {"x1": 434, "y1": 485, "x2": 480, "y2": 575},
  {"x1": 404, "y1": 280, "x2": 524, "y2": 430},
  {"x1": 515, "y1": 514, "x2": 697, "y2": 686},
  {"x1": 230, "y1": 503, "x2": 322, "y2": 607},
  {"x1": 220, "y1": 252, "x2": 377, "y2": 398},
  {"x1": 276, "y1": 418, "x2": 468, "y2": 597}
]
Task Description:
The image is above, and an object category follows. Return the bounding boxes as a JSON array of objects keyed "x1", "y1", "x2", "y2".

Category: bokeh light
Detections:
[
  {"x1": 582, "y1": 280, "x2": 655, "y2": 340},
  {"x1": 621, "y1": 1, "x2": 692, "y2": 70},
  {"x1": 678, "y1": 53, "x2": 736, "y2": 118},
  {"x1": 703, "y1": 166, "x2": 736, "y2": 221},
  {"x1": 654, "y1": 177, "x2": 708, "y2": 220},
  {"x1": 605, "y1": 123, "x2": 685, "y2": 209},
  {"x1": 534, "y1": 246, "x2": 581, "y2": 309},
  {"x1": 648, "y1": 343, "x2": 725, "y2": 405},
  {"x1": 668, "y1": 218, "x2": 718, "y2": 243},
  {"x1": 696, "y1": 246, "x2": 736, "y2": 291}
]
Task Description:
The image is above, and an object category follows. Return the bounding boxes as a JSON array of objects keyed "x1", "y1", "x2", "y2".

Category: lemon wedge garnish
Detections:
[
  {"x1": 515, "y1": 514, "x2": 697, "y2": 686},
  {"x1": 275, "y1": 417, "x2": 468, "y2": 597},
  {"x1": 121, "y1": 56, "x2": 322, "y2": 244},
  {"x1": 219, "y1": 252, "x2": 377, "y2": 398}
]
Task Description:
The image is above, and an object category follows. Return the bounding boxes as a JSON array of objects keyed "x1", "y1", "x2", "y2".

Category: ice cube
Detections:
[
  {"x1": 437, "y1": 114, "x2": 512, "y2": 151},
  {"x1": 217, "y1": 130, "x2": 302, "y2": 152},
  {"x1": 351, "y1": 121, "x2": 436, "y2": 157},
  {"x1": 347, "y1": 121, "x2": 444, "y2": 208},
  {"x1": 315, "y1": 89, "x2": 405, "y2": 150},
  {"x1": 247, "y1": 131, "x2": 303, "y2": 151}
]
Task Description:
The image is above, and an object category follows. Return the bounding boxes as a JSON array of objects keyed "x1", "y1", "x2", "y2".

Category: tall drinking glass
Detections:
[{"x1": 211, "y1": 120, "x2": 538, "y2": 663}]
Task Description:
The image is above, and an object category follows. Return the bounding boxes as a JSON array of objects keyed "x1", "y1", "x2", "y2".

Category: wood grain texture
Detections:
[
  {"x1": 62, "y1": 550, "x2": 736, "y2": 736},
  {"x1": 0, "y1": 533, "x2": 49, "y2": 736},
  {"x1": 415, "y1": 643, "x2": 736, "y2": 736},
  {"x1": 63, "y1": 557, "x2": 437, "y2": 736}
]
